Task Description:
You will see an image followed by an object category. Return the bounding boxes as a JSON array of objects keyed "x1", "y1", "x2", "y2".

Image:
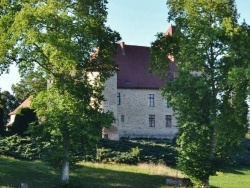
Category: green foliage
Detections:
[
  {"x1": 31, "y1": 86, "x2": 115, "y2": 168},
  {"x1": 231, "y1": 135, "x2": 250, "y2": 167},
  {"x1": 0, "y1": 91, "x2": 19, "y2": 129},
  {"x1": 0, "y1": 139, "x2": 250, "y2": 187},
  {"x1": 177, "y1": 122, "x2": 215, "y2": 185},
  {"x1": 0, "y1": 0, "x2": 120, "y2": 184},
  {"x1": 150, "y1": 0, "x2": 250, "y2": 186},
  {"x1": 10, "y1": 107, "x2": 37, "y2": 136},
  {"x1": 130, "y1": 146, "x2": 141, "y2": 158},
  {"x1": 0, "y1": 107, "x2": 4, "y2": 136},
  {"x1": 0, "y1": 135, "x2": 40, "y2": 160},
  {"x1": 11, "y1": 69, "x2": 47, "y2": 103},
  {"x1": 86, "y1": 139, "x2": 177, "y2": 166}
]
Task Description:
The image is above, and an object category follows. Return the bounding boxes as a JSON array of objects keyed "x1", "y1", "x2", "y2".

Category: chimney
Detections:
[
  {"x1": 165, "y1": 25, "x2": 176, "y2": 62},
  {"x1": 120, "y1": 42, "x2": 125, "y2": 55},
  {"x1": 164, "y1": 25, "x2": 176, "y2": 36}
]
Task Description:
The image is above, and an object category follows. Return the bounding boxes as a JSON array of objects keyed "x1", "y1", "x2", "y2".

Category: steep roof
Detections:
[
  {"x1": 115, "y1": 43, "x2": 177, "y2": 89},
  {"x1": 9, "y1": 97, "x2": 31, "y2": 115}
]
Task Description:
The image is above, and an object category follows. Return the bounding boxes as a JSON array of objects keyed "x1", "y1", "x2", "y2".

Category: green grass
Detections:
[
  {"x1": 73, "y1": 162, "x2": 186, "y2": 188},
  {"x1": 0, "y1": 155, "x2": 183, "y2": 188},
  {"x1": 0, "y1": 156, "x2": 58, "y2": 188},
  {"x1": 1, "y1": 156, "x2": 250, "y2": 188},
  {"x1": 210, "y1": 169, "x2": 250, "y2": 188},
  {"x1": 1, "y1": 131, "x2": 250, "y2": 188}
]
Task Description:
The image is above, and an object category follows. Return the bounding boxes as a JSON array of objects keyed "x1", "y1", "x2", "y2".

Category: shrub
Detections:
[
  {"x1": 232, "y1": 137, "x2": 250, "y2": 167},
  {"x1": 0, "y1": 135, "x2": 40, "y2": 160},
  {"x1": 85, "y1": 138, "x2": 177, "y2": 166},
  {"x1": 9, "y1": 108, "x2": 37, "y2": 136}
]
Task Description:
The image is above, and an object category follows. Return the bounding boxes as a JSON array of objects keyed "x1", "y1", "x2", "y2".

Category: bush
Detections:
[
  {"x1": 85, "y1": 138, "x2": 177, "y2": 166},
  {"x1": 9, "y1": 108, "x2": 37, "y2": 136},
  {"x1": 232, "y1": 137, "x2": 250, "y2": 167},
  {"x1": 0, "y1": 135, "x2": 40, "y2": 160}
]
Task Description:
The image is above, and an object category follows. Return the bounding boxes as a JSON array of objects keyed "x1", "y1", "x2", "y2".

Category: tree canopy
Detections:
[
  {"x1": 11, "y1": 68, "x2": 47, "y2": 103},
  {"x1": 0, "y1": 90, "x2": 18, "y2": 135},
  {"x1": 150, "y1": 0, "x2": 250, "y2": 186},
  {"x1": 0, "y1": 0, "x2": 120, "y2": 184}
]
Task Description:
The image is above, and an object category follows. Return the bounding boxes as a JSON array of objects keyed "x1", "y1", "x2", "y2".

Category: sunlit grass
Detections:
[
  {"x1": 80, "y1": 161, "x2": 185, "y2": 176},
  {"x1": 0, "y1": 156, "x2": 182, "y2": 188},
  {"x1": 210, "y1": 169, "x2": 250, "y2": 188},
  {"x1": 1, "y1": 155, "x2": 250, "y2": 188},
  {"x1": 0, "y1": 156, "x2": 58, "y2": 188},
  {"x1": 73, "y1": 161, "x2": 181, "y2": 188}
]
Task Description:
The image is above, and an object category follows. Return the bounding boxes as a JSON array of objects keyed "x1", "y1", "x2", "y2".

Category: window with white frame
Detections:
[
  {"x1": 117, "y1": 92, "x2": 121, "y2": 105},
  {"x1": 148, "y1": 94, "x2": 155, "y2": 107},
  {"x1": 165, "y1": 115, "x2": 172, "y2": 127},
  {"x1": 149, "y1": 114, "x2": 155, "y2": 127}
]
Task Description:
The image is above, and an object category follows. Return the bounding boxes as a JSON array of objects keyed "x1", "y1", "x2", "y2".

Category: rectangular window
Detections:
[
  {"x1": 164, "y1": 100, "x2": 170, "y2": 108},
  {"x1": 165, "y1": 115, "x2": 172, "y2": 127},
  {"x1": 148, "y1": 94, "x2": 155, "y2": 107},
  {"x1": 117, "y1": 92, "x2": 121, "y2": 105},
  {"x1": 121, "y1": 115, "x2": 125, "y2": 123},
  {"x1": 149, "y1": 114, "x2": 155, "y2": 127}
]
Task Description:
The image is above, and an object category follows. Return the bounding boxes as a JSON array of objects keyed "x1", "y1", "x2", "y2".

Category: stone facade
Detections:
[
  {"x1": 102, "y1": 75, "x2": 178, "y2": 140},
  {"x1": 102, "y1": 36, "x2": 178, "y2": 140},
  {"x1": 102, "y1": 74, "x2": 119, "y2": 140},
  {"x1": 117, "y1": 88, "x2": 177, "y2": 139}
]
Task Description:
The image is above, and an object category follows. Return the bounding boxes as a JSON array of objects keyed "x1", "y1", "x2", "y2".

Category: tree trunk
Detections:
[
  {"x1": 61, "y1": 156, "x2": 70, "y2": 184},
  {"x1": 61, "y1": 129, "x2": 70, "y2": 184},
  {"x1": 200, "y1": 177, "x2": 210, "y2": 188}
]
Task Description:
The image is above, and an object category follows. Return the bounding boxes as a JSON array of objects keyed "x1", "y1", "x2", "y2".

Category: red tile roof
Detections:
[{"x1": 115, "y1": 44, "x2": 177, "y2": 89}]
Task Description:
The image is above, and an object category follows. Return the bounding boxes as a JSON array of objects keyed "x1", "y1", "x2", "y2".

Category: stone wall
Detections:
[
  {"x1": 102, "y1": 76, "x2": 178, "y2": 140},
  {"x1": 102, "y1": 75, "x2": 119, "y2": 140},
  {"x1": 116, "y1": 88, "x2": 178, "y2": 139}
]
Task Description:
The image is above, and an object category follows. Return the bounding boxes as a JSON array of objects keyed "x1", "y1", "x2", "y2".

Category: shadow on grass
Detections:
[
  {"x1": 71, "y1": 164, "x2": 169, "y2": 188},
  {"x1": 221, "y1": 167, "x2": 250, "y2": 175},
  {"x1": 0, "y1": 157, "x2": 171, "y2": 188},
  {"x1": 222, "y1": 139, "x2": 250, "y2": 175},
  {"x1": 0, "y1": 156, "x2": 59, "y2": 188}
]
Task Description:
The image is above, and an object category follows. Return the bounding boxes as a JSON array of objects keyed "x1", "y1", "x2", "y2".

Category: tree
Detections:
[
  {"x1": 150, "y1": 0, "x2": 250, "y2": 186},
  {"x1": 11, "y1": 68, "x2": 47, "y2": 103},
  {"x1": 0, "y1": 103, "x2": 5, "y2": 136},
  {"x1": 10, "y1": 107, "x2": 37, "y2": 136},
  {"x1": 0, "y1": 0, "x2": 120, "y2": 185},
  {"x1": 0, "y1": 90, "x2": 19, "y2": 136}
]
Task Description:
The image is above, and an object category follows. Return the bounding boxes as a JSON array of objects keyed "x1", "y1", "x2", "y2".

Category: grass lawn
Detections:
[
  {"x1": 0, "y1": 156, "x2": 183, "y2": 188},
  {"x1": 72, "y1": 162, "x2": 185, "y2": 188},
  {"x1": 210, "y1": 168, "x2": 250, "y2": 188},
  {"x1": 0, "y1": 156, "x2": 58, "y2": 188},
  {"x1": 1, "y1": 155, "x2": 250, "y2": 188}
]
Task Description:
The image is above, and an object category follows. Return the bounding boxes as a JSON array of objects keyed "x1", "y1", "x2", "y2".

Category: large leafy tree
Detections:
[
  {"x1": 0, "y1": 0, "x2": 120, "y2": 184},
  {"x1": 0, "y1": 90, "x2": 19, "y2": 135},
  {"x1": 150, "y1": 0, "x2": 250, "y2": 186},
  {"x1": 11, "y1": 68, "x2": 47, "y2": 103},
  {"x1": 10, "y1": 107, "x2": 37, "y2": 136}
]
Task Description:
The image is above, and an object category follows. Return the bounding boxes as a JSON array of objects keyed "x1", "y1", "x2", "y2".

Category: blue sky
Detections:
[{"x1": 0, "y1": 0, "x2": 250, "y2": 92}]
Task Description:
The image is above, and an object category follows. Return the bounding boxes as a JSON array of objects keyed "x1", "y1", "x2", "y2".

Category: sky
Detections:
[{"x1": 0, "y1": 0, "x2": 250, "y2": 92}]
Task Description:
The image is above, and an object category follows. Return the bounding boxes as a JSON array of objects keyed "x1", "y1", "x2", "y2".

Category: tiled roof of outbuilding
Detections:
[{"x1": 9, "y1": 97, "x2": 31, "y2": 115}]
